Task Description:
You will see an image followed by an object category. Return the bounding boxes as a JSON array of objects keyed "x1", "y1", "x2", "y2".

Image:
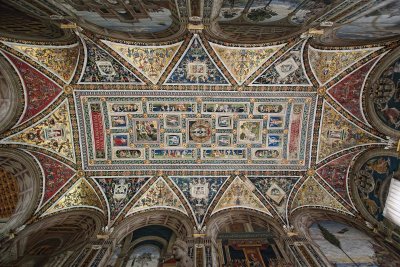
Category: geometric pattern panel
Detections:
[
  {"x1": 317, "y1": 152, "x2": 361, "y2": 204},
  {"x1": 317, "y1": 102, "x2": 382, "y2": 162},
  {"x1": 308, "y1": 46, "x2": 380, "y2": 85},
  {"x1": 42, "y1": 178, "x2": 103, "y2": 216},
  {"x1": 127, "y1": 177, "x2": 187, "y2": 216},
  {"x1": 3, "y1": 42, "x2": 80, "y2": 83},
  {"x1": 79, "y1": 37, "x2": 142, "y2": 84},
  {"x1": 212, "y1": 176, "x2": 271, "y2": 215},
  {"x1": 3, "y1": 52, "x2": 62, "y2": 125},
  {"x1": 327, "y1": 57, "x2": 380, "y2": 124},
  {"x1": 291, "y1": 177, "x2": 350, "y2": 214},
  {"x1": 1, "y1": 99, "x2": 76, "y2": 162},
  {"x1": 30, "y1": 151, "x2": 76, "y2": 207},
  {"x1": 102, "y1": 39, "x2": 182, "y2": 84},
  {"x1": 251, "y1": 41, "x2": 311, "y2": 86},
  {"x1": 165, "y1": 35, "x2": 230, "y2": 85},
  {"x1": 93, "y1": 176, "x2": 148, "y2": 222},
  {"x1": 250, "y1": 176, "x2": 300, "y2": 218},
  {"x1": 74, "y1": 91, "x2": 316, "y2": 171},
  {"x1": 171, "y1": 176, "x2": 227, "y2": 226},
  {"x1": 210, "y1": 42, "x2": 285, "y2": 85}
]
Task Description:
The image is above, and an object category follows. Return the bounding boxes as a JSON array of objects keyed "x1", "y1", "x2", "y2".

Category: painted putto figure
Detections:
[{"x1": 172, "y1": 239, "x2": 193, "y2": 267}]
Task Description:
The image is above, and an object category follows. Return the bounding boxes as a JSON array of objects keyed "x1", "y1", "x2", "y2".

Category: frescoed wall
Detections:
[
  {"x1": 59, "y1": 0, "x2": 173, "y2": 33},
  {"x1": 336, "y1": 1, "x2": 400, "y2": 40},
  {"x1": 218, "y1": 0, "x2": 332, "y2": 25},
  {"x1": 309, "y1": 221, "x2": 378, "y2": 266}
]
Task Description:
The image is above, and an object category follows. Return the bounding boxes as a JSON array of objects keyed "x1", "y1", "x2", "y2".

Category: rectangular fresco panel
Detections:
[{"x1": 74, "y1": 91, "x2": 316, "y2": 171}]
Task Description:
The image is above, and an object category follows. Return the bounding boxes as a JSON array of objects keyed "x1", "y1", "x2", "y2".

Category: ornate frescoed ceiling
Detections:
[
  {"x1": 0, "y1": 29, "x2": 398, "y2": 232},
  {"x1": 0, "y1": 2, "x2": 399, "y2": 261}
]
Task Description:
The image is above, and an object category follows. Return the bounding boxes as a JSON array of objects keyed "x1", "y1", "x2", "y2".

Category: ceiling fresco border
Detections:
[
  {"x1": 285, "y1": 174, "x2": 307, "y2": 224},
  {"x1": 315, "y1": 145, "x2": 376, "y2": 170}
]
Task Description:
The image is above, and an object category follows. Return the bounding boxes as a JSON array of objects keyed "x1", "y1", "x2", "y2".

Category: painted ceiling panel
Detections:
[
  {"x1": 1, "y1": 99, "x2": 76, "y2": 163},
  {"x1": 2, "y1": 51, "x2": 63, "y2": 126},
  {"x1": 0, "y1": 31, "x2": 393, "y2": 230},
  {"x1": 74, "y1": 90, "x2": 316, "y2": 171},
  {"x1": 2, "y1": 41, "x2": 80, "y2": 83},
  {"x1": 102, "y1": 39, "x2": 182, "y2": 84}
]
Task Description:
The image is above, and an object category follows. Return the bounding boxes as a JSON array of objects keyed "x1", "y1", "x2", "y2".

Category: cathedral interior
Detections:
[{"x1": 0, "y1": 0, "x2": 400, "y2": 266}]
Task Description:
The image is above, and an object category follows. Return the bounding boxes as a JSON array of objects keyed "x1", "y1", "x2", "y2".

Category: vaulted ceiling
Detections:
[{"x1": 0, "y1": 0, "x2": 399, "y2": 246}]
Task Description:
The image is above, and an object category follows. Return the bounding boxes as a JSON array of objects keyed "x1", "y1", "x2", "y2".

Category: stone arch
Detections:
[
  {"x1": 0, "y1": 209, "x2": 104, "y2": 266},
  {"x1": 349, "y1": 148, "x2": 400, "y2": 227},
  {"x1": 0, "y1": 148, "x2": 42, "y2": 235},
  {"x1": 104, "y1": 210, "x2": 194, "y2": 266},
  {"x1": 364, "y1": 46, "x2": 400, "y2": 138},
  {"x1": 111, "y1": 209, "x2": 194, "y2": 244},
  {"x1": 206, "y1": 209, "x2": 289, "y2": 266},
  {"x1": 291, "y1": 208, "x2": 400, "y2": 265},
  {"x1": 0, "y1": 55, "x2": 24, "y2": 133},
  {"x1": 291, "y1": 208, "x2": 370, "y2": 241},
  {"x1": 206, "y1": 209, "x2": 285, "y2": 240}
]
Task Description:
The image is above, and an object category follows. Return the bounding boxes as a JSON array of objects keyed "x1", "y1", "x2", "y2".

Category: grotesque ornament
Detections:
[{"x1": 113, "y1": 179, "x2": 129, "y2": 201}]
